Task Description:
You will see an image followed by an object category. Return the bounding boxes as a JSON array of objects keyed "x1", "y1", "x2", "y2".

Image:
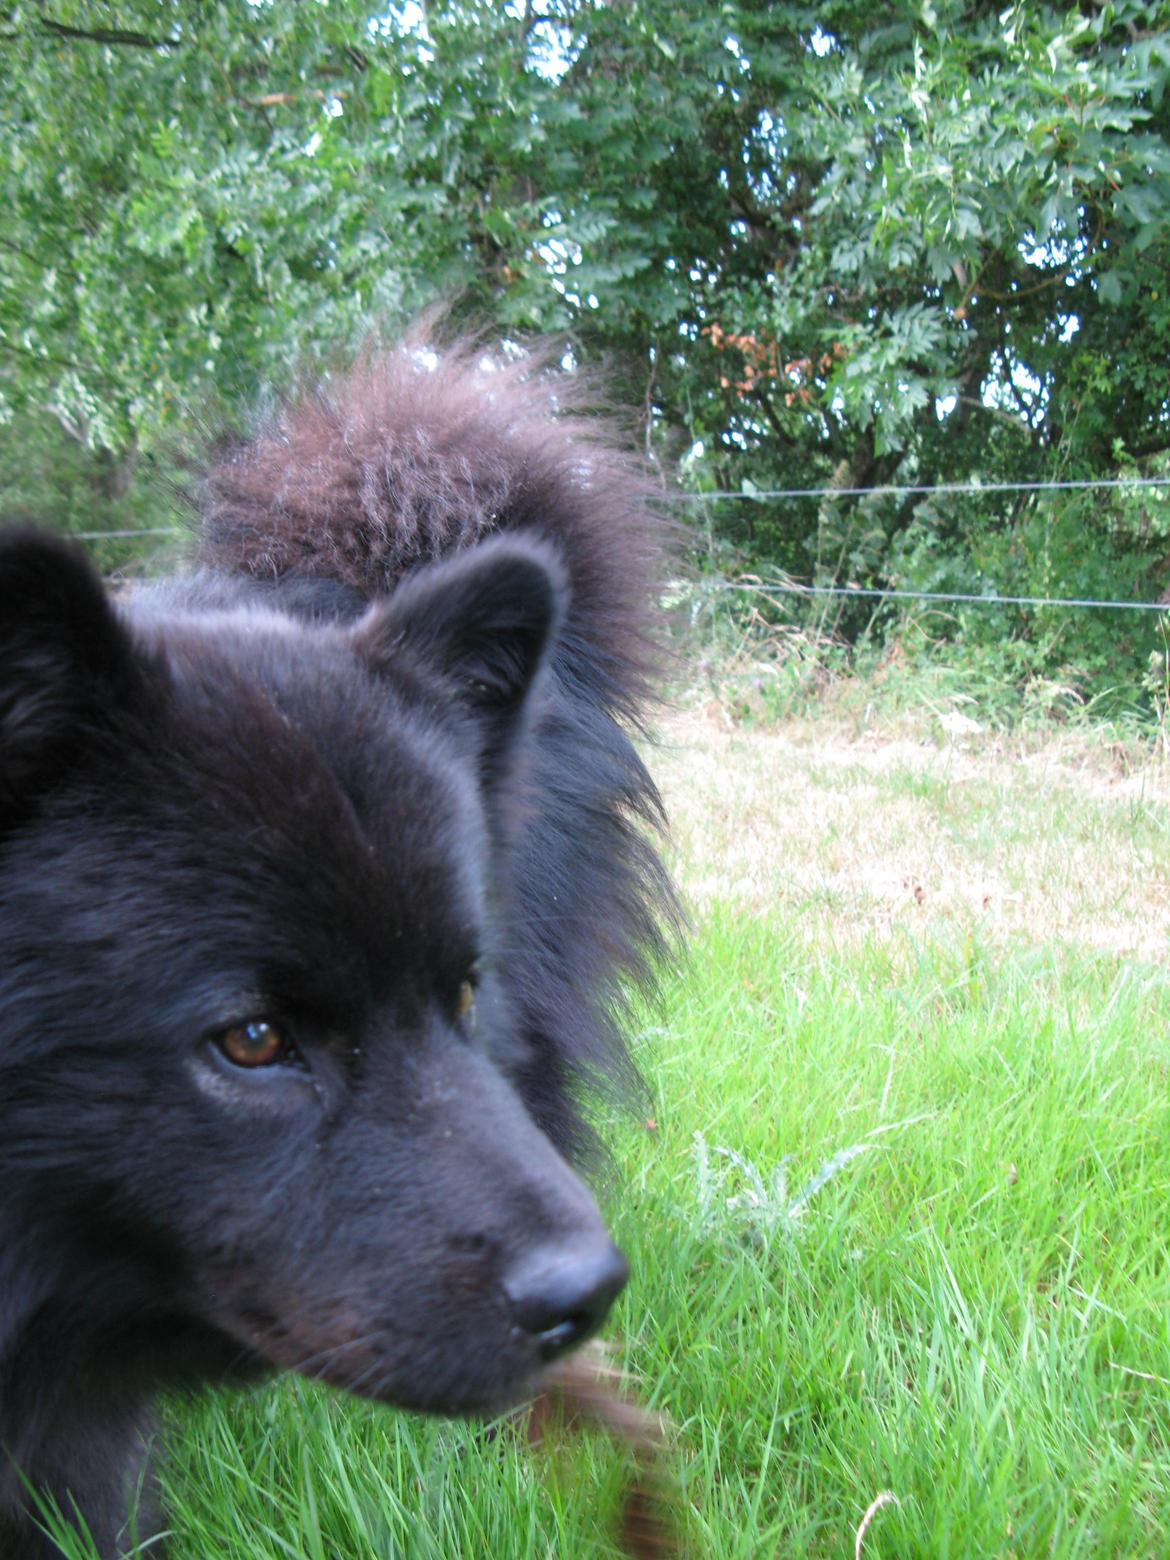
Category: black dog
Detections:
[{"x1": 0, "y1": 339, "x2": 674, "y2": 1558}]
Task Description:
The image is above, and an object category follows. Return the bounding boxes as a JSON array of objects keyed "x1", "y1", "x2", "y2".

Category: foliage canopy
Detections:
[{"x1": 3, "y1": 0, "x2": 1170, "y2": 702}]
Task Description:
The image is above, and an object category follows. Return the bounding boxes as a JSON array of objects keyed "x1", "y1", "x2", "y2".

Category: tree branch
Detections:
[
  {"x1": 747, "y1": 382, "x2": 791, "y2": 444},
  {"x1": 0, "y1": 233, "x2": 54, "y2": 272},
  {"x1": 956, "y1": 393, "x2": 1038, "y2": 438},
  {"x1": 0, "y1": 340, "x2": 118, "y2": 387},
  {"x1": 246, "y1": 90, "x2": 334, "y2": 108},
  {"x1": 38, "y1": 18, "x2": 180, "y2": 49}
]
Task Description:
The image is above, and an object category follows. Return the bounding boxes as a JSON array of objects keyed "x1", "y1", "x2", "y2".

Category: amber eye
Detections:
[
  {"x1": 456, "y1": 978, "x2": 477, "y2": 1032},
  {"x1": 217, "y1": 1020, "x2": 286, "y2": 1069}
]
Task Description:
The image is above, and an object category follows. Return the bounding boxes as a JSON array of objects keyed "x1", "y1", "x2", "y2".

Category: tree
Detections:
[{"x1": 4, "y1": 0, "x2": 1170, "y2": 690}]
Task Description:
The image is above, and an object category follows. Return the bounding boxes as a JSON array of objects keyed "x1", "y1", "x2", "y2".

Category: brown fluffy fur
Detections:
[{"x1": 199, "y1": 335, "x2": 668, "y2": 724}]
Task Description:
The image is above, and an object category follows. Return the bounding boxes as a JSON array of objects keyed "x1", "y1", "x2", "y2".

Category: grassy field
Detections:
[{"x1": 42, "y1": 710, "x2": 1170, "y2": 1558}]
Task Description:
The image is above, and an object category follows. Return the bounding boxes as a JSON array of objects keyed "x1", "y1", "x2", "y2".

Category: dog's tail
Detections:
[
  {"x1": 197, "y1": 331, "x2": 671, "y2": 726},
  {"x1": 197, "y1": 331, "x2": 681, "y2": 1158}
]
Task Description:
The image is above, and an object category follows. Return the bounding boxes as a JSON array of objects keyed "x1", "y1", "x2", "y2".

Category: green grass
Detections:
[
  {"x1": 624, "y1": 913, "x2": 1170, "y2": 1556},
  {"x1": 37, "y1": 717, "x2": 1170, "y2": 1558}
]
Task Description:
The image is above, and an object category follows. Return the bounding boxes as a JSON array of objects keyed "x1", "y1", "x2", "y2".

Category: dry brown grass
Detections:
[{"x1": 650, "y1": 707, "x2": 1170, "y2": 961}]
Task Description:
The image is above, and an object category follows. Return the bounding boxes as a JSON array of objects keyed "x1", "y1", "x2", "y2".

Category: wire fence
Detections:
[
  {"x1": 679, "y1": 474, "x2": 1170, "y2": 614},
  {"x1": 74, "y1": 526, "x2": 182, "y2": 540},
  {"x1": 674, "y1": 475, "x2": 1170, "y2": 502},
  {"x1": 71, "y1": 471, "x2": 1170, "y2": 613},
  {"x1": 713, "y1": 581, "x2": 1170, "y2": 614}
]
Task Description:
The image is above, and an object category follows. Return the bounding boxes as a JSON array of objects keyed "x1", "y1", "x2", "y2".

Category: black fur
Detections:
[{"x1": 0, "y1": 339, "x2": 676, "y2": 1557}]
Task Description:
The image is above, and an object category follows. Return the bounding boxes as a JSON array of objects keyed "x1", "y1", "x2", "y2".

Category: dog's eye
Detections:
[{"x1": 216, "y1": 1020, "x2": 287, "y2": 1069}]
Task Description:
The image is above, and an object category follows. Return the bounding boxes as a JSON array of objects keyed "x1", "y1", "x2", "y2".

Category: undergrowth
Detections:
[{"x1": 670, "y1": 568, "x2": 1170, "y2": 752}]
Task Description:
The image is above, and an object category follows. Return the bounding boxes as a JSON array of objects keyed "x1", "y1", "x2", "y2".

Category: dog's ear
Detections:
[
  {"x1": 0, "y1": 531, "x2": 140, "y2": 804},
  {"x1": 353, "y1": 536, "x2": 565, "y2": 768}
]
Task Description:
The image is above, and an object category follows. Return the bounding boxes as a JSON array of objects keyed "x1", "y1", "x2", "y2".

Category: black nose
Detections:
[{"x1": 503, "y1": 1241, "x2": 629, "y2": 1361}]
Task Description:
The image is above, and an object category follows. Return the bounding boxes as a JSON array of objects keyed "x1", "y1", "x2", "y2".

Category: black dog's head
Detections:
[{"x1": 0, "y1": 530, "x2": 626, "y2": 1414}]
